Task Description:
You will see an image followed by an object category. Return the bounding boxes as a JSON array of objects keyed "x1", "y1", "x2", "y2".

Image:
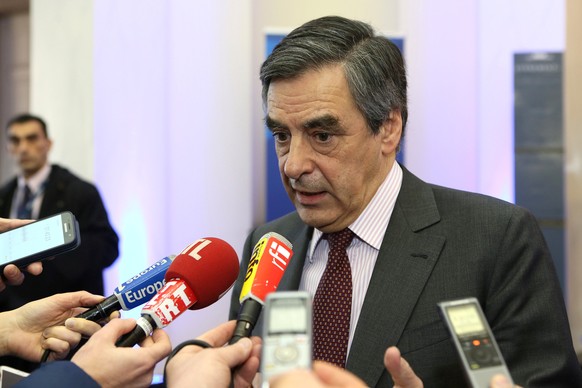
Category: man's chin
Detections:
[
  {"x1": 296, "y1": 207, "x2": 333, "y2": 230},
  {"x1": 21, "y1": 165, "x2": 41, "y2": 176}
]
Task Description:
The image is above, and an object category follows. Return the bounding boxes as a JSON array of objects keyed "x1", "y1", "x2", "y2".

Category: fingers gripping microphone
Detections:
[
  {"x1": 230, "y1": 232, "x2": 293, "y2": 344},
  {"x1": 76, "y1": 255, "x2": 176, "y2": 321},
  {"x1": 116, "y1": 237, "x2": 239, "y2": 347}
]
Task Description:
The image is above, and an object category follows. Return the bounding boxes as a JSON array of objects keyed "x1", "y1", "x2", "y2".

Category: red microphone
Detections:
[
  {"x1": 230, "y1": 232, "x2": 293, "y2": 343},
  {"x1": 116, "y1": 237, "x2": 239, "y2": 347}
]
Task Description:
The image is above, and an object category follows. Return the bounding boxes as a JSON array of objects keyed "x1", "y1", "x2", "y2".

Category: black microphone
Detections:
[{"x1": 76, "y1": 255, "x2": 175, "y2": 321}]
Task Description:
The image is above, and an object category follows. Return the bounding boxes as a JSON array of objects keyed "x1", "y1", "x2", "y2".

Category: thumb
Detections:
[
  {"x1": 384, "y1": 346, "x2": 423, "y2": 388},
  {"x1": 490, "y1": 374, "x2": 515, "y2": 388},
  {"x1": 95, "y1": 318, "x2": 136, "y2": 342},
  {"x1": 217, "y1": 337, "x2": 253, "y2": 367}
]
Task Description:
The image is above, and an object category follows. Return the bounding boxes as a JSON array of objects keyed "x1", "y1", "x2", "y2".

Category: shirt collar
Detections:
[{"x1": 18, "y1": 163, "x2": 51, "y2": 193}]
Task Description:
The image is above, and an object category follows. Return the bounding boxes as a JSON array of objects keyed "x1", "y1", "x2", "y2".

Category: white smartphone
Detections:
[
  {"x1": 0, "y1": 211, "x2": 80, "y2": 270},
  {"x1": 261, "y1": 291, "x2": 312, "y2": 387},
  {"x1": 0, "y1": 365, "x2": 29, "y2": 388},
  {"x1": 438, "y1": 297, "x2": 514, "y2": 388}
]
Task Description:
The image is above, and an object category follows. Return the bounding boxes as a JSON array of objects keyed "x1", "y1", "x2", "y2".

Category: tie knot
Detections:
[{"x1": 325, "y1": 228, "x2": 354, "y2": 251}]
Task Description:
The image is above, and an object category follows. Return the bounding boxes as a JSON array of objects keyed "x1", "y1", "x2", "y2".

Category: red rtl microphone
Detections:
[
  {"x1": 230, "y1": 232, "x2": 293, "y2": 344},
  {"x1": 116, "y1": 237, "x2": 239, "y2": 347}
]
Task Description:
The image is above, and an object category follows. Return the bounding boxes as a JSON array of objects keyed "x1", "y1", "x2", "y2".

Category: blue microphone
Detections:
[{"x1": 76, "y1": 255, "x2": 176, "y2": 321}]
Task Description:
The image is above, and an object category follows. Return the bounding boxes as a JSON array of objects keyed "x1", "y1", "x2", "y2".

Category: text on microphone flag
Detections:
[
  {"x1": 142, "y1": 279, "x2": 197, "y2": 327},
  {"x1": 180, "y1": 238, "x2": 213, "y2": 261}
]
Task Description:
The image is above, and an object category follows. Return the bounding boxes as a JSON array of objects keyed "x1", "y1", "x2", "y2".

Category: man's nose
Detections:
[
  {"x1": 283, "y1": 137, "x2": 314, "y2": 180},
  {"x1": 15, "y1": 141, "x2": 30, "y2": 153}
]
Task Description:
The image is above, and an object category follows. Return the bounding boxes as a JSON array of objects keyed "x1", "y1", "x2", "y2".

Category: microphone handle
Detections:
[
  {"x1": 229, "y1": 298, "x2": 263, "y2": 344},
  {"x1": 76, "y1": 294, "x2": 121, "y2": 321},
  {"x1": 116, "y1": 315, "x2": 156, "y2": 347}
]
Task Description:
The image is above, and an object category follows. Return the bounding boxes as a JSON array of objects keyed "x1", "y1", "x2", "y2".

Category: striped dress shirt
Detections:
[{"x1": 299, "y1": 162, "x2": 403, "y2": 353}]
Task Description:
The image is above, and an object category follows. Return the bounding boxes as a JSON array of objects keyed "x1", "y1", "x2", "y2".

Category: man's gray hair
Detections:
[{"x1": 260, "y1": 15, "x2": 408, "y2": 135}]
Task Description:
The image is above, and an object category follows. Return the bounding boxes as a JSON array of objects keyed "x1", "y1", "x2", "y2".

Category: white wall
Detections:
[
  {"x1": 401, "y1": 0, "x2": 564, "y2": 201},
  {"x1": 30, "y1": 0, "x2": 94, "y2": 181},
  {"x1": 566, "y1": 0, "x2": 582, "y2": 355},
  {"x1": 31, "y1": 0, "x2": 253, "y2": 374}
]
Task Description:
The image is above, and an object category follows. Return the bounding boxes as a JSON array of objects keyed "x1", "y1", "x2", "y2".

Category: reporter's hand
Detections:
[
  {"x1": 40, "y1": 311, "x2": 120, "y2": 359},
  {"x1": 0, "y1": 218, "x2": 43, "y2": 291},
  {"x1": 165, "y1": 320, "x2": 261, "y2": 388},
  {"x1": 71, "y1": 318, "x2": 171, "y2": 388},
  {"x1": 0, "y1": 291, "x2": 106, "y2": 361},
  {"x1": 384, "y1": 346, "x2": 424, "y2": 388},
  {"x1": 0, "y1": 217, "x2": 31, "y2": 233},
  {"x1": 1, "y1": 262, "x2": 43, "y2": 290},
  {"x1": 270, "y1": 361, "x2": 367, "y2": 387}
]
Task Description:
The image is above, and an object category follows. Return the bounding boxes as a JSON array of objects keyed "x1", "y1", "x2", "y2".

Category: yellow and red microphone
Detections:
[{"x1": 229, "y1": 232, "x2": 293, "y2": 344}]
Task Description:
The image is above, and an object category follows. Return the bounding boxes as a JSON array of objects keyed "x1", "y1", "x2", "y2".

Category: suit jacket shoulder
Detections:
[
  {"x1": 14, "y1": 361, "x2": 99, "y2": 388},
  {"x1": 0, "y1": 177, "x2": 18, "y2": 217}
]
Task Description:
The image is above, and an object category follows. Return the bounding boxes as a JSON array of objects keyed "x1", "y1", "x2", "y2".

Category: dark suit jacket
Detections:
[
  {"x1": 229, "y1": 167, "x2": 582, "y2": 387},
  {"x1": 13, "y1": 361, "x2": 99, "y2": 388}
]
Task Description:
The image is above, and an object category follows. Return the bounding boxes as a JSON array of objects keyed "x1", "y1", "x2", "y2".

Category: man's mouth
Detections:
[{"x1": 294, "y1": 190, "x2": 326, "y2": 205}]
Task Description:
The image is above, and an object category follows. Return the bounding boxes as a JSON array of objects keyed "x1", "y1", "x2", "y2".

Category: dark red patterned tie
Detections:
[{"x1": 312, "y1": 228, "x2": 354, "y2": 368}]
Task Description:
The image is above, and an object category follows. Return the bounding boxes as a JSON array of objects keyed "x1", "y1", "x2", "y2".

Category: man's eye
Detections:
[
  {"x1": 314, "y1": 132, "x2": 332, "y2": 142},
  {"x1": 273, "y1": 132, "x2": 290, "y2": 142}
]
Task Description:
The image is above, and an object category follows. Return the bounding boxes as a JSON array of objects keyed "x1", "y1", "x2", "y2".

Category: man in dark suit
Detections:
[
  {"x1": 229, "y1": 16, "x2": 582, "y2": 387},
  {"x1": 0, "y1": 113, "x2": 119, "y2": 370}
]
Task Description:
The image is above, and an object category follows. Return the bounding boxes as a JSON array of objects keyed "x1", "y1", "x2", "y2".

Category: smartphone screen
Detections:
[{"x1": 0, "y1": 212, "x2": 78, "y2": 267}]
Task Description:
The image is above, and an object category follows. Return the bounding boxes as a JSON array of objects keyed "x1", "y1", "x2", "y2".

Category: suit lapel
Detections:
[
  {"x1": 347, "y1": 168, "x2": 446, "y2": 386},
  {"x1": 0, "y1": 179, "x2": 18, "y2": 216}
]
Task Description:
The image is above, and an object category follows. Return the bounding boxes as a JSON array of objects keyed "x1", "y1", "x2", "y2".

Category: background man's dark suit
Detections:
[
  {"x1": 13, "y1": 361, "x2": 99, "y2": 388},
  {"x1": 0, "y1": 164, "x2": 119, "y2": 308},
  {"x1": 230, "y1": 167, "x2": 582, "y2": 387}
]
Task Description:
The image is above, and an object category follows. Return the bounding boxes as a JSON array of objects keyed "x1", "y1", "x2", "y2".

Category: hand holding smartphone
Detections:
[{"x1": 0, "y1": 211, "x2": 81, "y2": 270}]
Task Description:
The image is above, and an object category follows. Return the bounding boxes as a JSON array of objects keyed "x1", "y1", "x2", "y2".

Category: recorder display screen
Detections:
[
  {"x1": 446, "y1": 303, "x2": 486, "y2": 336},
  {"x1": 268, "y1": 301, "x2": 308, "y2": 334},
  {"x1": 0, "y1": 215, "x2": 65, "y2": 265}
]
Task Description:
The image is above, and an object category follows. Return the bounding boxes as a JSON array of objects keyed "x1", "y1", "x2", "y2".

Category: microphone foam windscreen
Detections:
[{"x1": 165, "y1": 237, "x2": 239, "y2": 309}]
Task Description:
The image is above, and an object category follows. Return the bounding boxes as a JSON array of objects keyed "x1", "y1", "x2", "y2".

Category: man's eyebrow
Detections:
[
  {"x1": 8, "y1": 133, "x2": 39, "y2": 141},
  {"x1": 265, "y1": 114, "x2": 342, "y2": 132},
  {"x1": 265, "y1": 115, "x2": 287, "y2": 131},
  {"x1": 303, "y1": 115, "x2": 341, "y2": 131}
]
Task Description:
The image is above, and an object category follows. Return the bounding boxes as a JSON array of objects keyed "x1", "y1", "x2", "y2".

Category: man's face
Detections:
[
  {"x1": 6, "y1": 120, "x2": 52, "y2": 178},
  {"x1": 266, "y1": 65, "x2": 402, "y2": 233}
]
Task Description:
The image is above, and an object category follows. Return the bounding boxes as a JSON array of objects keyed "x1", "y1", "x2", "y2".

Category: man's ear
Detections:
[{"x1": 379, "y1": 110, "x2": 402, "y2": 155}]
